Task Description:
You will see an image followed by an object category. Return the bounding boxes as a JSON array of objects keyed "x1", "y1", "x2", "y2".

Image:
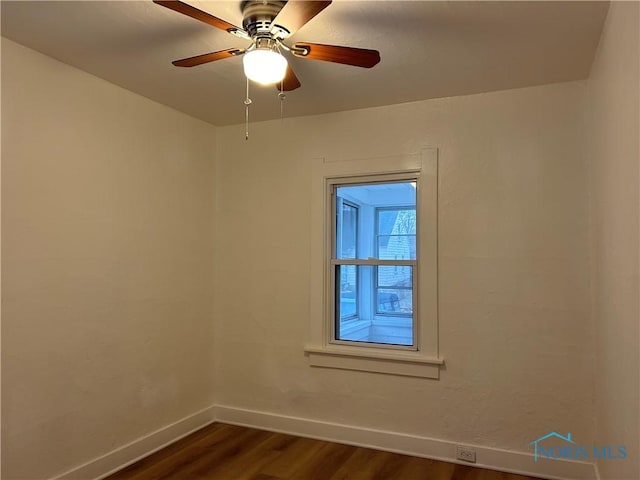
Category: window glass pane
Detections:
[
  {"x1": 336, "y1": 200, "x2": 357, "y2": 259},
  {"x1": 338, "y1": 265, "x2": 357, "y2": 318},
  {"x1": 377, "y1": 288, "x2": 413, "y2": 315},
  {"x1": 336, "y1": 182, "x2": 416, "y2": 261},
  {"x1": 335, "y1": 265, "x2": 414, "y2": 346},
  {"x1": 377, "y1": 208, "x2": 416, "y2": 260},
  {"x1": 378, "y1": 209, "x2": 416, "y2": 235},
  {"x1": 377, "y1": 235, "x2": 416, "y2": 260},
  {"x1": 377, "y1": 265, "x2": 412, "y2": 288}
]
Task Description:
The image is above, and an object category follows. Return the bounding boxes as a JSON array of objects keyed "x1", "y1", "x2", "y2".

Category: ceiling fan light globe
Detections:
[{"x1": 243, "y1": 49, "x2": 288, "y2": 85}]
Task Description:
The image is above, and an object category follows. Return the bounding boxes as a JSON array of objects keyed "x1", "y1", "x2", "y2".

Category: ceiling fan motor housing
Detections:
[{"x1": 241, "y1": 0, "x2": 288, "y2": 39}]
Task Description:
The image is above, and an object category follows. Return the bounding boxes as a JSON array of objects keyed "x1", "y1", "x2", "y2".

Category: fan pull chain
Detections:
[
  {"x1": 244, "y1": 77, "x2": 252, "y2": 140},
  {"x1": 278, "y1": 81, "x2": 286, "y2": 123}
]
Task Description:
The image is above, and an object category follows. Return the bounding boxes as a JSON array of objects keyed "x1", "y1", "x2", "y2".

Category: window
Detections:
[
  {"x1": 333, "y1": 182, "x2": 417, "y2": 348},
  {"x1": 306, "y1": 148, "x2": 442, "y2": 378}
]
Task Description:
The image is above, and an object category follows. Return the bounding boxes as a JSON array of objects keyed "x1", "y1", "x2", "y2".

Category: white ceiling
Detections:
[{"x1": 1, "y1": 1, "x2": 609, "y2": 126}]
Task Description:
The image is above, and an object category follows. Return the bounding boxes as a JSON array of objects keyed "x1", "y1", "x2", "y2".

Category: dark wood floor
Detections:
[{"x1": 106, "y1": 423, "x2": 543, "y2": 480}]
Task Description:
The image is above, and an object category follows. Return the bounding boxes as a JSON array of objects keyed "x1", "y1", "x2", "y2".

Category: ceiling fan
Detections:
[{"x1": 153, "y1": 0, "x2": 381, "y2": 91}]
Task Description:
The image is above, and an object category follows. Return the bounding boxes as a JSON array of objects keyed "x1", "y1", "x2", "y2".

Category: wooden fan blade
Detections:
[
  {"x1": 154, "y1": 0, "x2": 244, "y2": 34},
  {"x1": 276, "y1": 64, "x2": 301, "y2": 91},
  {"x1": 172, "y1": 48, "x2": 245, "y2": 67},
  {"x1": 292, "y1": 43, "x2": 380, "y2": 68},
  {"x1": 271, "y1": 1, "x2": 332, "y2": 36}
]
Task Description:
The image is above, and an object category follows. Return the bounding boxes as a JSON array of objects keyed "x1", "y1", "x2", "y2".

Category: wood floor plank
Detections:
[
  {"x1": 451, "y1": 463, "x2": 478, "y2": 480},
  {"x1": 174, "y1": 427, "x2": 273, "y2": 479},
  {"x1": 329, "y1": 447, "x2": 399, "y2": 480},
  {"x1": 105, "y1": 423, "x2": 544, "y2": 480},
  {"x1": 384, "y1": 456, "x2": 454, "y2": 480},
  {"x1": 250, "y1": 475, "x2": 282, "y2": 480},
  {"x1": 288, "y1": 441, "x2": 357, "y2": 480},
  {"x1": 368, "y1": 450, "x2": 415, "y2": 480},
  {"x1": 106, "y1": 423, "x2": 236, "y2": 480},
  {"x1": 196, "y1": 438, "x2": 281, "y2": 480},
  {"x1": 260, "y1": 436, "x2": 327, "y2": 478}
]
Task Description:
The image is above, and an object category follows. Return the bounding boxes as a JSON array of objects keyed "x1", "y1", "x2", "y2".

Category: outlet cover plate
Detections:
[{"x1": 456, "y1": 445, "x2": 477, "y2": 463}]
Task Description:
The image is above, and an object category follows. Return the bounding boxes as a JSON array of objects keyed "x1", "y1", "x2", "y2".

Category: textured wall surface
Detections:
[
  {"x1": 588, "y1": 2, "x2": 640, "y2": 479},
  {"x1": 1, "y1": 39, "x2": 217, "y2": 479},
  {"x1": 214, "y1": 81, "x2": 593, "y2": 453}
]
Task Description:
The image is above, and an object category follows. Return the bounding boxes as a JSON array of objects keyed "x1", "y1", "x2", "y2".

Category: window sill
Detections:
[{"x1": 304, "y1": 345, "x2": 443, "y2": 379}]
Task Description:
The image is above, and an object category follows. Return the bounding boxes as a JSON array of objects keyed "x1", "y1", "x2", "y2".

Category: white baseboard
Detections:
[
  {"x1": 52, "y1": 405, "x2": 216, "y2": 480},
  {"x1": 214, "y1": 405, "x2": 597, "y2": 480}
]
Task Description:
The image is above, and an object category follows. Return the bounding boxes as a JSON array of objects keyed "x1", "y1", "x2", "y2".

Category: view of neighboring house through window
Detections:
[{"x1": 333, "y1": 180, "x2": 417, "y2": 348}]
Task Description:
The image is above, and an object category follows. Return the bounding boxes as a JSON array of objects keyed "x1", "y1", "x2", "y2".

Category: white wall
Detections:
[
  {"x1": 214, "y1": 81, "x2": 593, "y2": 455},
  {"x1": 587, "y1": 2, "x2": 640, "y2": 479},
  {"x1": 1, "y1": 39, "x2": 217, "y2": 479}
]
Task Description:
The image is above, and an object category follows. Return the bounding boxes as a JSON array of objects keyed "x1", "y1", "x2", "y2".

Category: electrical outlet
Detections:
[{"x1": 456, "y1": 445, "x2": 477, "y2": 463}]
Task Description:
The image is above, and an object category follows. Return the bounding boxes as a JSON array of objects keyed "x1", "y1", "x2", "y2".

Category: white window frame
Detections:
[{"x1": 305, "y1": 148, "x2": 442, "y2": 379}]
